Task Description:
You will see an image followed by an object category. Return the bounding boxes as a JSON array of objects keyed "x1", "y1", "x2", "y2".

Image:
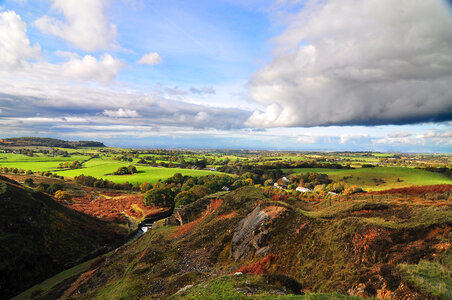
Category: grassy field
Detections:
[
  {"x1": 284, "y1": 167, "x2": 452, "y2": 191},
  {"x1": 0, "y1": 155, "x2": 226, "y2": 185}
]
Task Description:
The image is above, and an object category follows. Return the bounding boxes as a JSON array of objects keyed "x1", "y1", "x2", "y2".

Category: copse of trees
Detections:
[
  {"x1": 58, "y1": 160, "x2": 81, "y2": 169},
  {"x1": 74, "y1": 174, "x2": 134, "y2": 191},
  {"x1": 113, "y1": 165, "x2": 137, "y2": 175}
]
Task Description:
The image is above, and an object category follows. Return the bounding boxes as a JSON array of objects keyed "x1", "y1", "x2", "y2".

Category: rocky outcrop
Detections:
[{"x1": 231, "y1": 205, "x2": 287, "y2": 261}]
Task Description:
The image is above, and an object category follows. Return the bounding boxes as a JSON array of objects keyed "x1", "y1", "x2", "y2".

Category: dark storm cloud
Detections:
[{"x1": 247, "y1": 0, "x2": 452, "y2": 128}]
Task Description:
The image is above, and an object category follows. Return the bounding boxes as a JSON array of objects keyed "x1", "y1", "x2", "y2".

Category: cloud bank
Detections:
[{"x1": 247, "y1": 0, "x2": 452, "y2": 128}]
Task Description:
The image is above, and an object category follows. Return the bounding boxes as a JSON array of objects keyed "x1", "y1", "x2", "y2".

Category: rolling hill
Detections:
[
  {"x1": 0, "y1": 175, "x2": 127, "y2": 298},
  {"x1": 26, "y1": 186, "x2": 452, "y2": 299}
]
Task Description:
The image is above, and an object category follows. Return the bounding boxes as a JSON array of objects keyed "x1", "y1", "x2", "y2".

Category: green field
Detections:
[
  {"x1": 0, "y1": 155, "x2": 225, "y2": 184},
  {"x1": 285, "y1": 167, "x2": 452, "y2": 191}
]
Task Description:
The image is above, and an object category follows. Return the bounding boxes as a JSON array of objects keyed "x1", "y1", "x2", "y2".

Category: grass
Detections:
[
  {"x1": 285, "y1": 167, "x2": 452, "y2": 191},
  {"x1": 397, "y1": 251, "x2": 452, "y2": 299},
  {"x1": 54, "y1": 158, "x2": 226, "y2": 184},
  {"x1": 304, "y1": 198, "x2": 452, "y2": 229},
  {"x1": 171, "y1": 275, "x2": 362, "y2": 299},
  {"x1": 13, "y1": 256, "x2": 99, "y2": 300},
  {"x1": 0, "y1": 155, "x2": 226, "y2": 184}
]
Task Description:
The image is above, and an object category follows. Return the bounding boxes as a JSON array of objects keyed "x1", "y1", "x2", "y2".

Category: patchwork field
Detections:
[
  {"x1": 285, "y1": 167, "x2": 452, "y2": 191},
  {"x1": 0, "y1": 155, "x2": 225, "y2": 184}
]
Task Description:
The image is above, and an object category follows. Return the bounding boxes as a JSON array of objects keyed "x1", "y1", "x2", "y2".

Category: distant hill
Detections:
[
  {"x1": 0, "y1": 137, "x2": 105, "y2": 148},
  {"x1": 0, "y1": 175, "x2": 126, "y2": 298}
]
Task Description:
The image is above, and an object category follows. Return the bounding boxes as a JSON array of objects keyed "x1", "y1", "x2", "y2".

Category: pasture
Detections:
[
  {"x1": 0, "y1": 154, "x2": 225, "y2": 184},
  {"x1": 285, "y1": 167, "x2": 452, "y2": 191}
]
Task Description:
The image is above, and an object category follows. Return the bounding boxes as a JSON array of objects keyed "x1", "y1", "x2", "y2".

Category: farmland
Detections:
[
  {"x1": 285, "y1": 167, "x2": 452, "y2": 191},
  {"x1": 1, "y1": 146, "x2": 451, "y2": 191},
  {"x1": 0, "y1": 155, "x2": 225, "y2": 184}
]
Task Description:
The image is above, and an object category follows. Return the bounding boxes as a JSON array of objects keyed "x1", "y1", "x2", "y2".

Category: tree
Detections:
[
  {"x1": 143, "y1": 187, "x2": 176, "y2": 207},
  {"x1": 114, "y1": 165, "x2": 137, "y2": 175},
  {"x1": 174, "y1": 191, "x2": 196, "y2": 207}
]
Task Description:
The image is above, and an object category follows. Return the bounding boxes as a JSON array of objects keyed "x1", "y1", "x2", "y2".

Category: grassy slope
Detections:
[
  {"x1": 31, "y1": 186, "x2": 452, "y2": 299},
  {"x1": 0, "y1": 176, "x2": 127, "y2": 298},
  {"x1": 285, "y1": 167, "x2": 452, "y2": 191}
]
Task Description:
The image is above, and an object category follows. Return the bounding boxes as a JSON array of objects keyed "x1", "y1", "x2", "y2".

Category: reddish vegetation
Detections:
[
  {"x1": 66, "y1": 193, "x2": 163, "y2": 224},
  {"x1": 63, "y1": 269, "x2": 97, "y2": 298},
  {"x1": 217, "y1": 211, "x2": 238, "y2": 220},
  {"x1": 371, "y1": 184, "x2": 452, "y2": 195},
  {"x1": 350, "y1": 225, "x2": 452, "y2": 266},
  {"x1": 272, "y1": 194, "x2": 289, "y2": 202},
  {"x1": 235, "y1": 254, "x2": 277, "y2": 274},
  {"x1": 263, "y1": 206, "x2": 286, "y2": 218},
  {"x1": 100, "y1": 191, "x2": 124, "y2": 197},
  {"x1": 170, "y1": 198, "x2": 223, "y2": 238},
  {"x1": 171, "y1": 217, "x2": 203, "y2": 238}
]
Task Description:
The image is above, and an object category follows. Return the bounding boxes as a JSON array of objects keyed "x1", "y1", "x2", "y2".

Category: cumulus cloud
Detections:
[
  {"x1": 103, "y1": 108, "x2": 140, "y2": 118},
  {"x1": 0, "y1": 10, "x2": 41, "y2": 69},
  {"x1": 0, "y1": 10, "x2": 121, "y2": 84},
  {"x1": 190, "y1": 86, "x2": 216, "y2": 95},
  {"x1": 33, "y1": 0, "x2": 117, "y2": 51},
  {"x1": 138, "y1": 52, "x2": 162, "y2": 66},
  {"x1": 62, "y1": 54, "x2": 123, "y2": 83},
  {"x1": 247, "y1": 0, "x2": 452, "y2": 127}
]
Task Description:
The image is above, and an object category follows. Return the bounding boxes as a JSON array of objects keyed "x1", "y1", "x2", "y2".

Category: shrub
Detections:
[
  {"x1": 24, "y1": 178, "x2": 34, "y2": 187},
  {"x1": 54, "y1": 190, "x2": 72, "y2": 201}
]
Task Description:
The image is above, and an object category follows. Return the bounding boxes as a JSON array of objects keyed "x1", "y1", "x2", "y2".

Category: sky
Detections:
[{"x1": 0, "y1": 0, "x2": 451, "y2": 152}]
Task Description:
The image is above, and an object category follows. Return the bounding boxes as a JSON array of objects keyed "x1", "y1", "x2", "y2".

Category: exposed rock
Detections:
[{"x1": 231, "y1": 205, "x2": 286, "y2": 261}]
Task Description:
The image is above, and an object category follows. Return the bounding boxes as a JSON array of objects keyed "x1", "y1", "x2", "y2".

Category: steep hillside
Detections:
[
  {"x1": 29, "y1": 186, "x2": 451, "y2": 299},
  {"x1": 0, "y1": 175, "x2": 127, "y2": 298}
]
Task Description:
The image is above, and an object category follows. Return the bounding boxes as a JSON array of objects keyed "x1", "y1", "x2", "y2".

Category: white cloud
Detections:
[
  {"x1": 247, "y1": 0, "x2": 452, "y2": 127},
  {"x1": 340, "y1": 134, "x2": 369, "y2": 144},
  {"x1": 194, "y1": 111, "x2": 208, "y2": 123},
  {"x1": 62, "y1": 54, "x2": 123, "y2": 84},
  {"x1": 103, "y1": 108, "x2": 140, "y2": 118},
  {"x1": 0, "y1": 10, "x2": 41, "y2": 69},
  {"x1": 388, "y1": 132, "x2": 412, "y2": 138},
  {"x1": 296, "y1": 135, "x2": 316, "y2": 144},
  {"x1": 33, "y1": 0, "x2": 117, "y2": 52},
  {"x1": 138, "y1": 52, "x2": 162, "y2": 66}
]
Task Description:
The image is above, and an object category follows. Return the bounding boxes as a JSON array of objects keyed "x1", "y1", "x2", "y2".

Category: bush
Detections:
[
  {"x1": 54, "y1": 190, "x2": 72, "y2": 201},
  {"x1": 113, "y1": 165, "x2": 137, "y2": 175},
  {"x1": 174, "y1": 191, "x2": 196, "y2": 207},
  {"x1": 24, "y1": 178, "x2": 34, "y2": 187},
  {"x1": 46, "y1": 183, "x2": 63, "y2": 194}
]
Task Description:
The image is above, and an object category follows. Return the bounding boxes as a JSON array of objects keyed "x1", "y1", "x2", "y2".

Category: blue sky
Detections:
[{"x1": 0, "y1": 0, "x2": 451, "y2": 152}]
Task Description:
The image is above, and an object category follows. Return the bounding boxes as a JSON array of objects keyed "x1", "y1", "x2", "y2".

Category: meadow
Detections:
[
  {"x1": 285, "y1": 167, "x2": 452, "y2": 191},
  {"x1": 0, "y1": 154, "x2": 225, "y2": 185}
]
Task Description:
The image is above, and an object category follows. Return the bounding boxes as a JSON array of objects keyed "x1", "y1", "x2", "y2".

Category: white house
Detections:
[{"x1": 296, "y1": 187, "x2": 311, "y2": 193}]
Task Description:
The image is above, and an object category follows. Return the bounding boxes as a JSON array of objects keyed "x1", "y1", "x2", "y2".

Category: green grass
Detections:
[
  {"x1": 53, "y1": 158, "x2": 226, "y2": 184},
  {"x1": 398, "y1": 252, "x2": 452, "y2": 299},
  {"x1": 0, "y1": 155, "x2": 226, "y2": 184},
  {"x1": 0, "y1": 153, "x2": 91, "y2": 172},
  {"x1": 13, "y1": 256, "x2": 98, "y2": 300},
  {"x1": 172, "y1": 275, "x2": 362, "y2": 299},
  {"x1": 285, "y1": 167, "x2": 452, "y2": 191}
]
